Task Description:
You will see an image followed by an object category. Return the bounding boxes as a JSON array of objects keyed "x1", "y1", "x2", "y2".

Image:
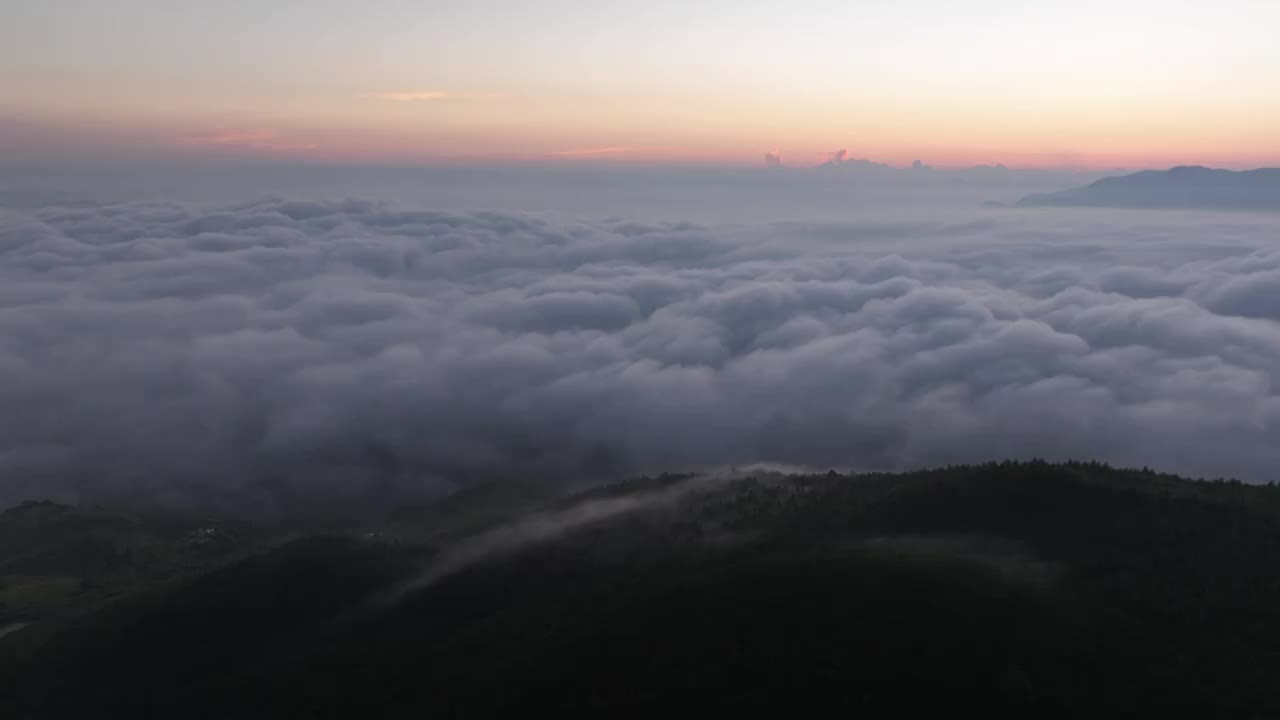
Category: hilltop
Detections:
[
  {"x1": 1018, "y1": 166, "x2": 1280, "y2": 210},
  {"x1": 4, "y1": 461, "x2": 1280, "y2": 717}
]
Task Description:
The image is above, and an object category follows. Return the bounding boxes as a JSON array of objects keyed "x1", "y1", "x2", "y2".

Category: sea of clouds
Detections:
[{"x1": 4, "y1": 194, "x2": 1280, "y2": 510}]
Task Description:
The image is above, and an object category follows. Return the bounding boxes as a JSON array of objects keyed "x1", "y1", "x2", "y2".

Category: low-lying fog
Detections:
[{"x1": 3, "y1": 161, "x2": 1279, "y2": 510}]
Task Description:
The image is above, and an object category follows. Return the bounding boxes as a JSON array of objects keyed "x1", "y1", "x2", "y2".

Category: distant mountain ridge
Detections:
[
  {"x1": 1018, "y1": 166, "x2": 1280, "y2": 210},
  {"x1": 808, "y1": 150, "x2": 1013, "y2": 177}
]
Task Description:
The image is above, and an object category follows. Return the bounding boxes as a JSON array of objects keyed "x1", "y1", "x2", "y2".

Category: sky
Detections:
[{"x1": 3, "y1": 0, "x2": 1279, "y2": 169}]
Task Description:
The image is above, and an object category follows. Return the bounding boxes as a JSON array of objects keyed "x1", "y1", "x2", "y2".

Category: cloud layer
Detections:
[{"x1": 3, "y1": 199, "x2": 1280, "y2": 509}]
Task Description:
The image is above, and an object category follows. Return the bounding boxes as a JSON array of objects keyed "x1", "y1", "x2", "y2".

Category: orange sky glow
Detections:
[{"x1": 3, "y1": 1, "x2": 1278, "y2": 170}]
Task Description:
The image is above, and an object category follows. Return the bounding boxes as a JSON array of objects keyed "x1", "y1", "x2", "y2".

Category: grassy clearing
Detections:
[{"x1": 0, "y1": 575, "x2": 83, "y2": 621}]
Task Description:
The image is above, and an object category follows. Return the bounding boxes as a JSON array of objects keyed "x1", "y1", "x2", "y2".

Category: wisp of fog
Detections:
[{"x1": 380, "y1": 471, "x2": 734, "y2": 605}]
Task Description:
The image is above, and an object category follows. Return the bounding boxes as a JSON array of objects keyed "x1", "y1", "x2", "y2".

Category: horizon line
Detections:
[{"x1": 8, "y1": 153, "x2": 1279, "y2": 175}]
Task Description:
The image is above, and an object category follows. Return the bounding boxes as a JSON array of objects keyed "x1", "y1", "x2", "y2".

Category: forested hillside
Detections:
[{"x1": 4, "y1": 461, "x2": 1280, "y2": 718}]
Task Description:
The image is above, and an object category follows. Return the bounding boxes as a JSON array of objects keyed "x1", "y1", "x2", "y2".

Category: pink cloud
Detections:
[
  {"x1": 181, "y1": 128, "x2": 278, "y2": 146},
  {"x1": 550, "y1": 146, "x2": 631, "y2": 158},
  {"x1": 178, "y1": 128, "x2": 317, "y2": 153},
  {"x1": 363, "y1": 91, "x2": 451, "y2": 102}
]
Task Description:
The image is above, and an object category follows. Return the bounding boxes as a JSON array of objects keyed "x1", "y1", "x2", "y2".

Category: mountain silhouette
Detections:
[{"x1": 1018, "y1": 166, "x2": 1280, "y2": 210}]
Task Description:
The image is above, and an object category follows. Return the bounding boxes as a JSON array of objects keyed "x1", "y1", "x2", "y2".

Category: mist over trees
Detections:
[{"x1": 5, "y1": 462, "x2": 1280, "y2": 717}]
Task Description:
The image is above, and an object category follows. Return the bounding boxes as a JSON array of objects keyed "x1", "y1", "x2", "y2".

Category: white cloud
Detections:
[
  {"x1": 2, "y1": 198, "x2": 1280, "y2": 510},
  {"x1": 362, "y1": 91, "x2": 452, "y2": 102}
]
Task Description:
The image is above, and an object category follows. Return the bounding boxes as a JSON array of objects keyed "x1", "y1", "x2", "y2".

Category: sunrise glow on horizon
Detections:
[{"x1": 4, "y1": 0, "x2": 1279, "y2": 170}]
